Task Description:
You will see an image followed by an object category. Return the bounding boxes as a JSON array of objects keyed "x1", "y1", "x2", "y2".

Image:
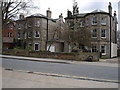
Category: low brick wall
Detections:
[
  {"x1": 75, "y1": 52, "x2": 99, "y2": 61},
  {"x1": 3, "y1": 50, "x2": 99, "y2": 61},
  {"x1": 29, "y1": 51, "x2": 75, "y2": 60}
]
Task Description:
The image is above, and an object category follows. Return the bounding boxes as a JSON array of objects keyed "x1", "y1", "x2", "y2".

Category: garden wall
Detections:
[{"x1": 3, "y1": 50, "x2": 99, "y2": 61}]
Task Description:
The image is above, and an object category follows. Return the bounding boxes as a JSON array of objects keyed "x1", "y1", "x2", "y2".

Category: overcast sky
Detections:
[{"x1": 30, "y1": 0, "x2": 119, "y2": 19}]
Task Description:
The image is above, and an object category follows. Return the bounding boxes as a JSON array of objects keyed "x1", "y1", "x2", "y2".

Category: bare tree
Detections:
[
  {"x1": 1, "y1": 0, "x2": 38, "y2": 25},
  {"x1": 47, "y1": 19, "x2": 65, "y2": 51},
  {"x1": 64, "y1": 24, "x2": 91, "y2": 52}
]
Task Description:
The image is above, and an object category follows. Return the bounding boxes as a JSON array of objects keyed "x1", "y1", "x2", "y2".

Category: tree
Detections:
[
  {"x1": 64, "y1": 24, "x2": 91, "y2": 52},
  {"x1": 47, "y1": 18, "x2": 65, "y2": 52},
  {"x1": 1, "y1": 0, "x2": 38, "y2": 25}
]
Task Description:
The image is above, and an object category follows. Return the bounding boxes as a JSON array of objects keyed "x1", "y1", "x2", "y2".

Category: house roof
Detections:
[{"x1": 91, "y1": 9, "x2": 107, "y2": 13}]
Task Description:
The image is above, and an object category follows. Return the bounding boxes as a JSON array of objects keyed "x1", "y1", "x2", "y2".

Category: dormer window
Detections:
[{"x1": 92, "y1": 16, "x2": 97, "y2": 25}]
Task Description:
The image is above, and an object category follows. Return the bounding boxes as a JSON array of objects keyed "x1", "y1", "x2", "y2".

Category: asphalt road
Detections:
[{"x1": 2, "y1": 58, "x2": 118, "y2": 81}]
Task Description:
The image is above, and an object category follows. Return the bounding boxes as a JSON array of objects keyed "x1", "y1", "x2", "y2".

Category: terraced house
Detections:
[
  {"x1": 65, "y1": 2, "x2": 118, "y2": 58},
  {"x1": 15, "y1": 8, "x2": 65, "y2": 52}
]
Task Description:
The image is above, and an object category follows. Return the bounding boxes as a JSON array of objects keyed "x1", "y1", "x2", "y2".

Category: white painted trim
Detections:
[
  {"x1": 101, "y1": 45, "x2": 106, "y2": 56},
  {"x1": 34, "y1": 43, "x2": 40, "y2": 51}
]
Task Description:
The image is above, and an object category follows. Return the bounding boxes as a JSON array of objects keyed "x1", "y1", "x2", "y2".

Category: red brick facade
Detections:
[{"x1": 3, "y1": 21, "x2": 16, "y2": 49}]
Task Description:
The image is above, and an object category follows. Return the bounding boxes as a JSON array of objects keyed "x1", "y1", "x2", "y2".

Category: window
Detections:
[
  {"x1": 28, "y1": 32, "x2": 32, "y2": 38},
  {"x1": 92, "y1": 45, "x2": 97, "y2": 52},
  {"x1": 68, "y1": 21, "x2": 74, "y2": 29},
  {"x1": 86, "y1": 18, "x2": 89, "y2": 26},
  {"x1": 68, "y1": 45, "x2": 72, "y2": 52},
  {"x1": 17, "y1": 32, "x2": 20, "y2": 39},
  {"x1": 24, "y1": 32, "x2": 27, "y2": 39},
  {"x1": 28, "y1": 43, "x2": 32, "y2": 46},
  {"x1": 101, "y1": 16, "x2": 107, "y2": 25},
  {"x1": 25, "y1": 23, "x2": 28, "y2": 29},
  {"x1": 35, "y1": 31, "x2": 40, "y2": 38},
  {"x1": 34, "y1": 43, "x2": 40, "y2": 51},
  {"x1": 92, "y1": 16, "x2": 97, "y2": 25},
  {"x1": 80, "y1": 20, "x2": 84, "y2": 27},
  {"x1": 101, "y1": 29, "x2": 106, "y2": 38},
  {"x1": 8, "y1": 25, "x2": 13, "y2": 30},
  {"x1": 8, "y1": 32, "x2": 12, "y2": 37},
  {"x1": 91, "y1": 29, "x2": 97, "y2": 38},
  {"x1": 101, "y1": 45, "x2": 106, "y2": 55},
  {"x1": 35, "y1": 20, "x2": 40, "y2": 27},
  {"x1": 18, "y1": 24, "x2": 22, "y2": 29}
]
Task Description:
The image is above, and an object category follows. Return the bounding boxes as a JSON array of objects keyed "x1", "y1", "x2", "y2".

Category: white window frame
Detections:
[
  {"x1": 35, "y1": 20, "x2": 40, "y2": 27},
  {"x1": 101, "y1": 16, "x2": 107, "y2": 25},
  {"x1": 68, "y1": 45, "x2": 72, "y2": 52},
  {"x1": 8, "y1": 32, "x2": 12, "y2": 37},
  {"x1": 18, "y1": 24, "x2": 22, "y2": 30},
  {"x1": 92, "y1": 45, "x2": 97, "y2": 52},
  {"x1": 17, "y1": 32, "x2": 20, "y2": 39},
  {"x1": 91, "y1": 16, "x2": 98, "y2": 25},
  {"x1": 34, "y1": 43, "x2": 40, "y2": 51},
  {"x1": 80, "y1": 20, "x2": 84, "y2": 27},
  {"x1": 101, "y1": 45, "x2": 106, "y2": 55},
  {"x1": 24, "y1": 32, "x2": 27, "y2": 39},
  {"x1": 86, "y1": 18, "x2": 89, "y2": 26},
  {"x1": 91, "y1": 29, "x2": 97, "y2": 38},
  {"x1": 8, "y1": 25, "x2": 13, "y2": 30},
  {"x1": 28, "y1": 32, "x2": 32, "y2": 38},
  {"x1": 34, "y1": 31, "x2": 40, "y2": 38},
  {"x1": 101, "y1": 29, "x2": 106, "y2": 38}
]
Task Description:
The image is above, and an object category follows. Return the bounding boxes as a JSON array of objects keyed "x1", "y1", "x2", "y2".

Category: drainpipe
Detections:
[
  {"x1": 46, "y1": 18, "x2": 48, "y2": 51},
  {"x1": 110, "y1": 15, "x2": 112, "y2": 58},
  {"x1": 0, "y1": 3, "x2": 2, "y2": 54}
]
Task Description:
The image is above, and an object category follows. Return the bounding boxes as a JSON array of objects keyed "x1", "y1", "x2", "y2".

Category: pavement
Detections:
[
  {"x1": 2, "y1": 69, "x2": 118, "y2": 88},
  {"x1": 0, "y1": 55, "x2": 119, "y2": 64}
]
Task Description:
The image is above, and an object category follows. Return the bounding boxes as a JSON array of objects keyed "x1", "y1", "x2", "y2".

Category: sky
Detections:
[{"x1": 29, "y1": 0, "x2": 119, "y2": 19}]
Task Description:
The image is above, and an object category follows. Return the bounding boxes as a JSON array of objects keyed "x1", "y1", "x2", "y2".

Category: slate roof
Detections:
[{"x1": 91, "y1": 9, "x2": 107, "y2": 13}]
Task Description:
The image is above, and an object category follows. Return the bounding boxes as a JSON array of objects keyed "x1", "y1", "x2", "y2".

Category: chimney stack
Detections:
[
  {"x1": 114, "y1": 10, "x2": 116, "y2": 16},
  {"x1": 19, "y1": 14, "x2": 24, "y2": 20},
  {"x1": 59, "y1": 13, "x2": 63, "y2": 20},
  {"x1": 47, "y1": 8, "x2": 52, "y2": 18},
  {"x1": 108, "y1": 2, "x2": 112, "y2": 15}
]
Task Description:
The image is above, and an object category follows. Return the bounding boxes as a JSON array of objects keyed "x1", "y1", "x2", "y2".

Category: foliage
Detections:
[{"x1": 25, "y1": 46, "x2": 33, "y2": 51}]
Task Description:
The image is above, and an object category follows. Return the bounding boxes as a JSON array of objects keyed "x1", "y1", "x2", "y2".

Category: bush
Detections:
[{"x1": 25, "y1": 46, "x2": 33, "y2": 51}]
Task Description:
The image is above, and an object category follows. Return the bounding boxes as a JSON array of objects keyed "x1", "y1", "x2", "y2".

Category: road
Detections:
[{"x1": 2, "y1": 58, "x2": 118, "y2": 81}]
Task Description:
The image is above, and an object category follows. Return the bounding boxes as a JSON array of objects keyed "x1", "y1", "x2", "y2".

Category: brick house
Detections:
[
  {"x1": 65, "y1": 2, "x2": 118, "y2": 58},
  {"x1": 3, "y1": 21, "x2": 16, "y2": 49},
  {"x1": 15, "y1": 9, "x2": 65, "y2": 52}
]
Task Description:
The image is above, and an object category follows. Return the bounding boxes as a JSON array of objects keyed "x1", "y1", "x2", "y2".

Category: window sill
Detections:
[
  {"x1": 102, "y1": 53, "x2": 106, "y2": 55},
  {"x1": 101, "y1": 23, "x2": 106, "y2": 25},
  {"x1": 101, "y1": 37, "x2": 106, "y2": 39},
  {"x1": 91, "y1": 24, "x2": 97, "y2": 26},
  {"x1": 34, "y1": 37, "x2": 40, "y2": 39}
]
